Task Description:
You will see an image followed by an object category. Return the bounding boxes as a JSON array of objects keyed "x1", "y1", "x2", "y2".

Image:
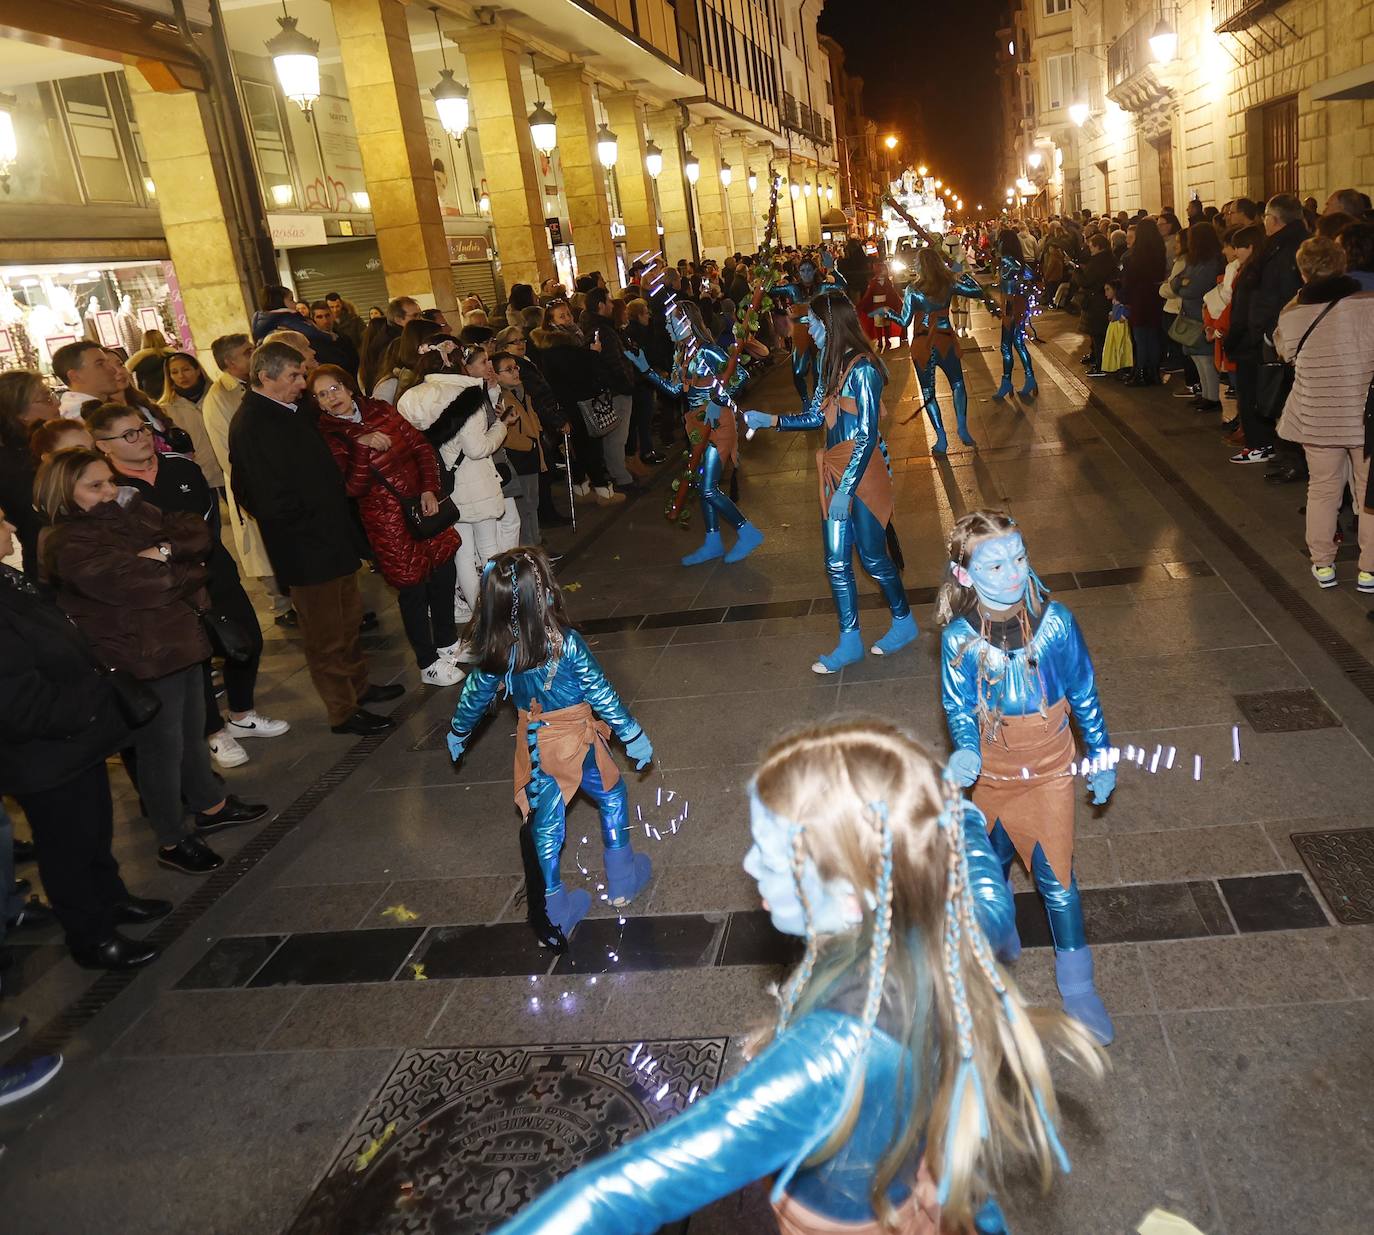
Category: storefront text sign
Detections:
[
  {"x1": 268, "y1": 214, "x2": 328, "y2": 248},
  {"x1": 447, "y1": 236, "x2": 491, "y2": 263}
]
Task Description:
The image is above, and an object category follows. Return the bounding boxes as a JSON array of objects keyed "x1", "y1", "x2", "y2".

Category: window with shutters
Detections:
[
  {"x1": 1043, "y1": 53, "x2": 1075, "y2": 111},
  {"x1": 1260, "y1": 95, "x2": 1298, "y2": 198}
]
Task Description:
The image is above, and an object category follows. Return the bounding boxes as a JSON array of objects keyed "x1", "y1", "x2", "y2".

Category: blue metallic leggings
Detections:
[
  {"x1": 919, "y1": 345, "x2": 969, "y2": 437},
  {"x1": 999, "y1": 323, "x2": 1035, "y2": 385},
  {"x1": 524, "y1": 738, "x2": 629, "y2": 894},
  {"x1": 792, "y1": 343, "x2": 816, "y2": 405},
  {"x1": 824, "y1": 499, "x2": 911, "y2": 634},
  {"x1": 698, "y1": 440, "x2": 746, "y2": 535},
  {"x1": 987, "y1": 820, "x2": 1086, "y2": 951}
]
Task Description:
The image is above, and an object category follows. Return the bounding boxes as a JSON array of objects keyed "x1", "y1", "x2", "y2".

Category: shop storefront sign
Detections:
[
  {"x1": 546, "y1": 217, "x2": 564, "y2": 245},
  {"x1": 93, "y1": 311, "x2": 120, "y2": 347},
  {"x1": 447, "y1": 236, "x2": 490, "y2": 263},
  {"x1": 268, "y1": 213, "x2": 329, "y2": 248}
]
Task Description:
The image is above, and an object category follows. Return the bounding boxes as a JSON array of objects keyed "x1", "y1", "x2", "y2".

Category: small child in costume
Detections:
[
  {"x1": 491, "y1": 719, "x2": 1102, "y2": 1235},
  {"x1": 447, "y1": 548, "x2": 654, "y2": 951},
  {"x1": 1101, "y1": 284, "x2": 1134, "y2": 376}
]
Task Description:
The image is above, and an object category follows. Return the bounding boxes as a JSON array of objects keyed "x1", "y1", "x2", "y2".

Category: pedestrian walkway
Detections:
[{"x1": 2, "y1": 311, "x2": 1371, "y2": 1235}]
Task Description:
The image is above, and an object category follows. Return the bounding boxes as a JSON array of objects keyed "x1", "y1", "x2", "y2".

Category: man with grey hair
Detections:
[
  {"x1": 1324, "y1": 188, "x2": 1371, "y2": 218},
  {"x1": 229, "y1": 342, "x2": 401, "y2": 734}
]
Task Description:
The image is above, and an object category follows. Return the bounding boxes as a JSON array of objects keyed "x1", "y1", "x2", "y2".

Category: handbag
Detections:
[
  {"x1": 201, "y1": 610, "x2": 254, "y2": 663},
  {"x1": 578, "y1": 389, "x2": 619, "y2": 438},
  {"x1": 105, "y1": 667, "x2": 161, "y2": 728},
  {"x1": 1167, "y1": 314, "x2": 1207, "y2": 349},
  {"x1": 371, "y1": 468, "x2": 459, "y2": 540},
  {"x1": 1257, "y1": 299, "x2": 1340, "y2": 423}
]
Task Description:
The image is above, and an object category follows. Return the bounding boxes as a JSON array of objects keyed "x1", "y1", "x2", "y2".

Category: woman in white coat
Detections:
[{"x1": 396, "y1": 336, "x2": 507, "y2": 620}]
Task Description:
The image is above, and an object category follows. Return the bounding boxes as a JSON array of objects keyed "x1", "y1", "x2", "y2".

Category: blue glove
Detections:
[
  {"x1": 827, "y1": 489, "x2": 852, "y2": 521},
  {"x1": 821, "y1": 250, "x2": 835, "y2": 270},
  {"x1": 868, "y1": 309, "x2": 887, "y2": 321},
  {"x1": 1087, "y1": 766, "x2": 1116, "y2": 805},
  {"x1": 743, "y1": 410, "x2": 776, "y2": 431},
  {"x1": 946, "y1": 748, "x2": 982, "y2": 787},
  {"x1": 703, "y1": 403, "x2": 721, "y2": 427},
  {"x1": 446, "y1": 730, "x2": 467, "y2": 763},
  {"x1": 624, "y1": 732, "x2": 653, "y2": 771},
  {"x1": 626, "y1": 347, "x2": 649, "y2": 374}
]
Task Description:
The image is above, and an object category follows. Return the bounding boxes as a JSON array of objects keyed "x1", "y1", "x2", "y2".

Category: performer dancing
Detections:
[
  {"x1": 993, "y1": 230, "x2": 1039, "y2": 400},
  {"x1": 492, "y1": 719, "x2": 1101, "y2": 1235},
  {"x1": 629, "y1": 301, "x2": 764, "y2": 567},
  {"x1": 772, "y1": 253, "x2": 847, "y2": 407},
  {"x1": 874, "y1": 245, "x2": 997, "y2": 452},
  {"x1": 938, "y1": 510, "x2": 1115, "y2": 1044},
  {"x1": 746, "y1": 293, "x2": 916, "y2": 674},
  {"x1": 447, "y1": 548, "x2": 654, "y2": 950}
]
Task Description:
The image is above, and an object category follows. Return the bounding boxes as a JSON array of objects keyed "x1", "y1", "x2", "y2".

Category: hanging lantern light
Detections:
[
  {"x1": 429, "y1": 8, "x2": 469, "y2": 138},
  {"x1": 1149, "y1": 14, "x2": 1178, "y2": 64},
  {"x1": 684, "y1": 152, "x2": 700, "y2": 185},
  {"x1": 719, "y1": 159, "x2": 732, "y2": 187},
  {"x1": 825, "y1": 184, "x2": 834, "y2": 201},
  {"x1": 803, "y1": 179, "x2": 812, "y2": 197},
  {"x1": 746, "y1": 168, "x2": 758, "y2": 193},
  {"x1": 266, "y1": 5, "x2": 320, "y2": 112},
  {"x1": 790, "y1": 180, "x2": 801, "y2": 201},
  {"x1": 526, "y1": 55, "x2": 557, "y2": 154},
  {"x1": 478, "y1": 182, "x2": 491, "y2": 213},
  {"x1": 596, "y1": 121, "x2": 619, "y2": 169},
  {"x1": 644, "y1": 138, "x2": 664, "y2": 179},
  {"x1": 1068, "y1": 100, "x2": 1090, "y2": 127}
]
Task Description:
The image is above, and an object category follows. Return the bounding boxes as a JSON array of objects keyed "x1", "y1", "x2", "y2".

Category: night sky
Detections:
[{"x1": 818, "y1": 0, "x2": 1007, "y2": 209}]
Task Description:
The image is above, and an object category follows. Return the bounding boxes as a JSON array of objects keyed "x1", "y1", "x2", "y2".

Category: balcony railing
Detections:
[
  {"x1": 1213, "y1": 0, "x2": 1291, "y2": 32},
  {"x1": 1107, "y1": 4, "x2": 1162, "y2": 95},
  {"x1": 781, "y1": 92, "x2": 800, "y2": 131}
]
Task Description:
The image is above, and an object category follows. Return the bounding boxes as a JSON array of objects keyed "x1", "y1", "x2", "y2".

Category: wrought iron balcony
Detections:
[
  {"x1": 1106, "y1": 3, "x2": 1175, "y2": 112},
  {"x1": 1213, "y1": 0, "x2": 1291, "y2": 33}
]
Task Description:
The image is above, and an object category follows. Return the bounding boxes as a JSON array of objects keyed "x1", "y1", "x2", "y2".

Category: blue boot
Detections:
[
  {"x1": 993, "y1": 376, "x2": 1014, "y2": 400},
  {"x1": 1019, "y1": 378, "x2": 1039, "y2": 399},
  {"x1": 682, "y1": 530, "x2": 724, "y2": 567},
  {"x1": 930, "y1": 426, "x2": 949, "y2": 455},
  {"x1": 812, "y1": 629, "x2": 864, "y2": 675},
  {"x1": 997, "y1": 876, "x2": 1022, "y2": 964},
  {"x1": 604, "y1": 844, "x2": 652, "y2": 907},
  {"x1": 1055, "y1": 946, "x2": 1114, "y2": 1045},
  {"x1": 871, "y1": 612, "x2": 918, "y2": 657},
  {"x1": 544, "y1": 885, "x2": 591, "y2": 938},
  {"x1": 723, "y1": 521, "x2": 764, "y2": 564},
  {"x1": 955, "y1": 411, "x2": 976, "y2": 447}
]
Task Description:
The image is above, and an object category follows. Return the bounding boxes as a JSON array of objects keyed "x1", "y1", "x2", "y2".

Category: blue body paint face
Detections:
[
  {"x1": 799, "y1": 262, "x2": 818, "y2": 285},
  {"x1": 807, "y1": 312, "x2": 827, "y2": 351},
  {"x1": 743, "y1": 792, "x2": 855, "y2": 937},
  {"x1": 967, "y1": 531, "x2": 1030, "y2": 610},
  {"x1": 667, "y1": 310, "x2": 693, "y2": 344}
]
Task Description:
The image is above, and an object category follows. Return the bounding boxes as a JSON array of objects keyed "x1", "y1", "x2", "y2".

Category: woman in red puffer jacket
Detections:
[{"x1": 310, "y1": 366, "x2": 464, "y2": 688}]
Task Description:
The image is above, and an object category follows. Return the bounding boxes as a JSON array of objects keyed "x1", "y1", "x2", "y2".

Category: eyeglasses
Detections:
[{"x1": 96, "y1": 424, "x2": 153, "y2": 444}]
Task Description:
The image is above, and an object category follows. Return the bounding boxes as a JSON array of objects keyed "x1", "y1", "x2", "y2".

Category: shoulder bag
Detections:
[
  {"x1": 370, "y1": 468, "x2": 459, "y2": 540},
  {"x1": 1257, "y1": 298, "x2": 1340, "y2": 423},
  {"x1": 578, "y1": 389, "x2": 619, "y2": 438}
]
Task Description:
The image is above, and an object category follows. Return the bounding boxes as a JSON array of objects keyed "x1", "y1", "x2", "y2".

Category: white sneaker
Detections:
[
  {"x1": 572, "y1": 480, "x2": 591, "y2": 498},
  {"x1": 226, "y1": 711, "x2": 290, "y2": 738},
  {"x1": 593, "y1": 485, "x2": 626, "y2": 505},
  {"x1": 421, "y1": 658, "x2": 465, "y2": 687},
  {"x1": 208, "y1": 732, "x2": 249, "y2": 768},
  {"x1": 437, "y1": 639, "x2": 478, "y2": 664}
]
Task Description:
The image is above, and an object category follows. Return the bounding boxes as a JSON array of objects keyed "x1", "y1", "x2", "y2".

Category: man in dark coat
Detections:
[{"x1": 229, "y1": 341, "x2": 401, "y2": 735}]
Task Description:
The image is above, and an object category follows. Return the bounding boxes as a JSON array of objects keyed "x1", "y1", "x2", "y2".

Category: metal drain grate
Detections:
[
  {"x1": 1291, "y1": 828, "x2": 1374, "y2": 925},
  {"x1": 1235, "y1": 689, "x2": 1340, "y2": 733}
]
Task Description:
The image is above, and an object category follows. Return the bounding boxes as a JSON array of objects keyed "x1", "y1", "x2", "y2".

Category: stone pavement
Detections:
[{"x1": 1, "y1": 309, "x2": 1372, "y2": 1235}]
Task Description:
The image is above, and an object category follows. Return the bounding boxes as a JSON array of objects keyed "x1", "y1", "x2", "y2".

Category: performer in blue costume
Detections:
[
  {"x1": 772, "y1": 253, "x2": 847, "y2": 406},
  {"x1": 938, "y1": 510, "x2": 1115, "y2": 1044},
  {"x1": 447, "y1": 548, "x2": 654, "y2": 950},
  {"x1": 745, "y1": 292, "x2": 916, "y2": 674},
  {"x1": 492, "y1": 720, "x2": 1101, "y2": 1235},
  {"x1": 993, "y1": 230, "x2": 1039, "y2": 400},
  {"x1": 628, "y1": 300, "x2": 765, "y2": 566},
  {"x1": 874, "y1": 244, "x2": 999, "y2": 452}
]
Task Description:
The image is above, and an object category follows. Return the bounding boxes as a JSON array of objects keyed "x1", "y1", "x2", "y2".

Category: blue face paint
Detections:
[
  {"x1": 966, "y1": 531, "x2": 1030, "y2": 610},
  {"x1": 806, "y1": 312, "x2": 826, "y2": 351},
  {"x1": 743, "y1": 792, "x2": 856, "y2": 937},
  {"x1": 799, "y1": 262, "x2": 818, "y2": 284}
]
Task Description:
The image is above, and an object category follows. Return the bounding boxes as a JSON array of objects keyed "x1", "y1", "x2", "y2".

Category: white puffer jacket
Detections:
[{"x1": 396, "y1": 373, "x2": 508, "y2": 521}]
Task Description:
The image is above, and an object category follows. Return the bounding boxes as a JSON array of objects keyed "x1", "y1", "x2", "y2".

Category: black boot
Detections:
[{"x1": 519, "y1": 820, "x2": 567, "y2": 953}]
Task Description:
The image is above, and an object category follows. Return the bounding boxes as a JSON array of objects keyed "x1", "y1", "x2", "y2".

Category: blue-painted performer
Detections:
[
  {"x1": 993, "y1": 229, "x2": 1039, "y2": 400},
  {"x1": 771, "y1": 253, "x2": 847, "y2": 407},
  {"x1": 938, "y1": 509, "x2": 1115, "y2": 1044},
  {"x1": 492, "y1": 719, "x2": 1102, "y2": 1235},
  {"x1": 447, "y1": 547, "x2": 654, "y2": 950},
  {"x1": 628, "y1": 300, "x2": 765, "y2": 566},
  {"x1": 875, "y1": 245, "x2": 999, "y2": 452},
  {"x1": 745, "y1": 292, "x2": 916, "y2": 674}
]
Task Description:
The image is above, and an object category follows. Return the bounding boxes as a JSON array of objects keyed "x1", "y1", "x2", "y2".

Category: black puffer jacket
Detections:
[{"x1": 0, "y1": 566, "x2": 129, "y2": 794}]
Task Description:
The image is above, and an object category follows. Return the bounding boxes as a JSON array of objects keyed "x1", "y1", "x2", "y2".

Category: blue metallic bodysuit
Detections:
[
  {"x1": 996, "y1": 255, "x2": 1037, "y2": 396},
  {"x1": 881, "y1": 274, "x2": 990, "y2": 451},
  {"x1": 493, "y1": 808, "x2": 1016, "y2": 1235},
  {"x1": 775, "y1": 270, "x2": 848, "y2": 404},
  {"x1": 941, "y1": 601, "x2": 1109, "y2": 952},
  {"x1": 450, "y1": 629, "x2": 641, "y2": 897},
  {"x1": 778, "y1": 354, "x2": 908, "y2": 641}
]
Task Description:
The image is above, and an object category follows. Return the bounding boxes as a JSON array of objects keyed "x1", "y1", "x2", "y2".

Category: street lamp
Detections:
[
  {"x1": 644, "y1": 139, "x2": 664, "y2": 179},
  {"x1": 266, "y1": 5, "x2": 320, "y2": 112},
  {"x1": 884, "y1": 134, "x2": 898, "y2": 150},
  {"x1": 684, "y1": 152, "x2": 700, "y2": 184},
  {"x1": 1069, "y1": 100, "x2": 1090, "y2": 127},
  {"x1": 747, "y1": 168, "x2": 758, "y2": 193},
  {"x1": 527, "y1": 55, "x2": 557, "y2": 154},
  {"x1": 790, "y1": 180, "x2": 801, "y2": 201},
  {"x1": 1149, "y1": 14, "x2": 1178, "y2": 64},
  {"x1": 428, "y1": 8, "x2": 469, "y2": 139},
  {"x1": 934, "y1": 178, "x2": 942, "y2": 188},
  {"x1": 917, "y1": 165, "x2": 928, "y2": 177},
  {"x1": 1027, "y1": 151, "x2": 1043, "y2": 170},
  {"x1": 804, "y1": 178, "x2": 812, "y2": 197},
  {"x1": 826, "y1": 184, "x2": 834, "y2": 201},
  {"x1": 596, "y1": 122, "x2": 619, "y2": 169},
  {"x1": 719, "y1": 159, "x2": 732, "y2": 187}
]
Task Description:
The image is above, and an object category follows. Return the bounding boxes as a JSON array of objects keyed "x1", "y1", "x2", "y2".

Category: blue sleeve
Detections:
[
  {"x1": 642, "y1": 365, "x2": 685, "y2": 397},
  {"x1": 887, "y1": 287, "x2": 923, "y2": 328},
  {"x1": 778, "y1": 377, "x2": 826, "y2": 431},
  {"x1": 940, "y1": 625, "x2": 981, "y2": 754},
  {"x1": 953, "y1": 273, "x2": 989, "y2": 303},
  {"x1": 962, "y1": 804, "x2": 1016, "y2": 955},
  {"x1": 450, "y1": 668, "x2": 501, "y2": 739},
  {"x1": 833, "y1": 360, "x2": 883, "y2": 498},
  {"x1": 773, "y1": 281, "x2": 803, "y2": 305},
  {"x1": 827, "y1": 268, "x2": 848, "y2": 292},
  {"x1": 1052, "y1": 605, "x2": 1110, "y2": 756},
  {"x1": 492, "y1": 1011, "x2": 865, "y2": 1235},
  {"x1": 566, "y1": 630, "x2": 643, "y2": 744}
]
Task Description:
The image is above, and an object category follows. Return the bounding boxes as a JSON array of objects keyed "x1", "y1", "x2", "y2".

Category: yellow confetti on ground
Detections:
[
  {"x1": 354, "y1": 1121, "x2": 397, "y2": 1172},
  {"x1": 410, "y1": 963, "x2": 428, "y2": 981},
  {"x1": 1137, "y1": 1211, "x2": 1208, "y2": 1235},
  {"x1": 564, "y1": 581, "x2": 582, "y2": 591},
  {"x1": 381, "y1": 904, "x2": 419, "y2": 923}
]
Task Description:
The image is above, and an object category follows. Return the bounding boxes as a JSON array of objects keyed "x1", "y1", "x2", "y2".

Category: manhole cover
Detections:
[
  {"x1": 1233, "y1": 689, "x2": 1339, "y2": 732},
  {"x1": 287, "y1": 1038, "x2": 727, "y2": 1235},
  {"x1": 1291, "y1": 828, "x2": 1374, "y2": 925}
]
